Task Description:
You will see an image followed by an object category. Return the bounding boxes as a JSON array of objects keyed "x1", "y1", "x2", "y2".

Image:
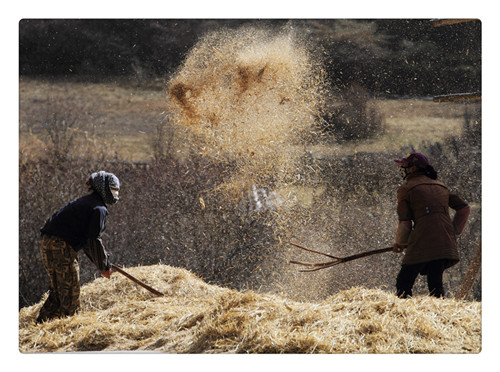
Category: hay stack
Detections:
[{"x1": 19, "y1": 264, "x2": 480, "y2": 353}]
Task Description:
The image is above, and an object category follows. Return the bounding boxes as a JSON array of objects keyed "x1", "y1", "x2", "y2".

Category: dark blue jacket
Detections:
[{"x1": 41, "y1": 192, "x2": 108, "y2": 251}]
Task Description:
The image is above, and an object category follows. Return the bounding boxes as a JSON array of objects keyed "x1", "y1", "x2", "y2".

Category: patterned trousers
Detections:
[{"x1": 37, "y1": 235, "x2": 80, "y2": 323}]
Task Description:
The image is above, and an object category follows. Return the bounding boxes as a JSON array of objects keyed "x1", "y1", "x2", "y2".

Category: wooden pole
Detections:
[
  {"x1": 431, "y1": 19, "x2": 479, "y2": 27},
  {"x1": 111, "y1": 264, "x2": 164, "y2": 297},
  {"x1": 433, "y1": 92, "x2": 481, "y2": 103},
  {"x1": 455, "y1": 241, "x2": 481, "y2": 301}
]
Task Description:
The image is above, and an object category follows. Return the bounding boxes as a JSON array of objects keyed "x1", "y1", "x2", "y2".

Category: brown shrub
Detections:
[{"x1": 325, "y1": 83, "x2": 384, "y2": 142}]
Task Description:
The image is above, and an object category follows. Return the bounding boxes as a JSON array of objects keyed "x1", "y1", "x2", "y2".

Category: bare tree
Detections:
[{"x1": 38, "y1": 96, "x2": 91, "y2": 160}]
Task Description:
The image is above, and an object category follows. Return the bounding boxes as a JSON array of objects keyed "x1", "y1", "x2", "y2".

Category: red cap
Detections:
[{"x1": 394, "y1": 152, "x2": 429, "y2": 168}]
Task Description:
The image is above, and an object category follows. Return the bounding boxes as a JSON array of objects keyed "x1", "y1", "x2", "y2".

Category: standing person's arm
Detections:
[
  {"x1": 394, "y1": 187, "x2": 412, "y2": 252},
  {"x1": 83, "y1": 207, "x2": 112, "y2": 277},
  {"x1": 449, "y1": 193, "x2": 470, "y2": 235}
]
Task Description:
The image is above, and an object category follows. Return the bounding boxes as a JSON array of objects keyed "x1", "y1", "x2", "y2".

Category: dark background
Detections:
[{"x1": 19, "y1": 19, "x2": 481, "y2": 96}]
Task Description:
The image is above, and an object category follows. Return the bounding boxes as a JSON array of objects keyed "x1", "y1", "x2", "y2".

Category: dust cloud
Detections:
[
  {"x1": 166, "y1": 25, "x2": 327, "y2": 196},
  {"x1": 165, "y1": 24, "x2": 336, "y2": 300}
]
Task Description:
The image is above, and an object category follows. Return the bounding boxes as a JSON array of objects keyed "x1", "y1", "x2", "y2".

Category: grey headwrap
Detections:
[{"x1": 89, "y1": 171, "x2": 120, "y2": 205}]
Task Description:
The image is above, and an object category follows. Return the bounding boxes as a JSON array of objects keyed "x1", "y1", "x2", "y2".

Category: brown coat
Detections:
[{"x1": 397, "y1": 173, "x2": 469, "y2": 266}]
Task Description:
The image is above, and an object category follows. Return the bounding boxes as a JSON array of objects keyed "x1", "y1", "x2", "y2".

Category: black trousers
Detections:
[{"x1": 396, "y1": 259, "x2": 450, "y2": 298}]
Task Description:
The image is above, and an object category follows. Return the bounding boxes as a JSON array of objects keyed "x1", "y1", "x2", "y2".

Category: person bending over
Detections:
[{"x1": 37, "y1": 171, "x2": 120, "y2": 323}]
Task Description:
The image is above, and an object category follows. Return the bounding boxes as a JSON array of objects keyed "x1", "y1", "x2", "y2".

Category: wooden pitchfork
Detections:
[
  {"x1": 289, "y1": 242, "x2": 393, "y2": 272},
  {"x1": 111, "y1": 264, "x2": 164, "y2": 297}
]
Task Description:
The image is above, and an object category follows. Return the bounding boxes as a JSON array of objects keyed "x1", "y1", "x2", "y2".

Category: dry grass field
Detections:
[
  {"x1": 19, "y1": 78, "x2": 167, "y2": 161},
  {"x1": 19, "y1": 78, "x2": 472, "y2": 162},
  {"x1": 19, "y1": 264, "x2": 481, "y2": 353}
]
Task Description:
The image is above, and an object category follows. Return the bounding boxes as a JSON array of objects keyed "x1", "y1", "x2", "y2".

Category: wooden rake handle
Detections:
[{"x1": 111, "y1": 264, "x2": 164, "y2": 297}]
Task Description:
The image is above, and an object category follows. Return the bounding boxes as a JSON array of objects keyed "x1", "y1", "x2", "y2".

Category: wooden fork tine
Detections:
[{"x1": 289, "y1": 242, "x2": 338, "y2": 259}]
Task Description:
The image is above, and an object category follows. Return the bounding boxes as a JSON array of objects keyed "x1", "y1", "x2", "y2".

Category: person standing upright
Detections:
[{"x1": 393, "y1": 153, "x2": 470, "y2": 298}]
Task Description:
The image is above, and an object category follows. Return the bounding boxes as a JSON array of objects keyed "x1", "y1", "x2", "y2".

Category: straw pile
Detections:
[{"x1": 19, "y1": 264, "x2": 481, "y2": 353}]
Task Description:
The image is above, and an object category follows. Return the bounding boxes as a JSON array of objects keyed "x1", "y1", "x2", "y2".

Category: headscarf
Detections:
[{"x1": 89, "y1": 171, "x2": 120, "y2": 205}]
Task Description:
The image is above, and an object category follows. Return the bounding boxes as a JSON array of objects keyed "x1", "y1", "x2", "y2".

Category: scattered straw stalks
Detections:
[
  {"x1": 19, "y1": 264, "x2": 481, "y2": 353},
  {"x1": 165, "y1": 25, "x2": 327, "y2": 200}
]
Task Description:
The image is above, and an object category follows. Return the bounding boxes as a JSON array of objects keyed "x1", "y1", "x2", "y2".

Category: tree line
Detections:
[{"x1": 19, "y1": 19, "x2": 481, "y2": 96}]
